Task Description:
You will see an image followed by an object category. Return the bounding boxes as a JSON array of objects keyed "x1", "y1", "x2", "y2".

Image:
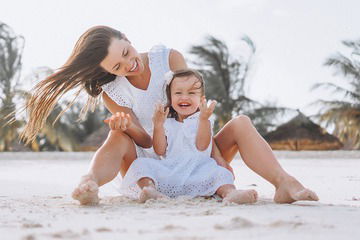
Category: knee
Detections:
[
  {"x1": 106, "y1": 130, "x2": 132, "y2": 143},
  {"x1": 226, "y1": 115, "x2": 254, "y2": 133},
  {"x1": 233, "y1": 114, "x2": 253, "y2": 127}
]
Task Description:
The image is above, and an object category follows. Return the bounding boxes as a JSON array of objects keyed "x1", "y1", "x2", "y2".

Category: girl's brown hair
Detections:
[
  {"x1": 165, "y1": 68, "x2": 205, "y2": 119},
  {"x1": 20, "y1": 26, "x2": 124, "y2": 143}
]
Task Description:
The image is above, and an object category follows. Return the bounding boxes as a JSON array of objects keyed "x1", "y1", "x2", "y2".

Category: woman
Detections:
[{"x1": 21, "y1": 26, "x2": 318, "y2": 205}]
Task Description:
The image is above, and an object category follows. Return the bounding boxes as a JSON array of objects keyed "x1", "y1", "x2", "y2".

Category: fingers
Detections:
[
  {"x1": 164, "y1": 107, "x2": 169, "y2": 117},
  {"x1": 199, "y1": 97, "x2": 207, "y2": 111},
  {"x1": 114, "y1": 112, "x2": 122, "y2": 130},
  {"x1": 208, "y1": 100, "x2": 217, "y2": 113},
  {"x1": 108, "y1": 115, "x2": 117, "y2": 130},
  {"x1": 120, "y1": 112, "x2": 127, "y2": 131},
  {"x1": 154, "y1": 103, "x2": 165, "y2": 114},
  {"x1": 105, "y1": 112, "x2": 131, "y2": 131},
  {"x1": 122, "y1": 113, "x2": 132, "y2": 131},
  {"x1": 126, "y1": 113, "x2": 132, "y2": 122}
]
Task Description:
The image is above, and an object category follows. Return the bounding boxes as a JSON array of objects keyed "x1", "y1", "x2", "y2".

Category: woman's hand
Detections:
[
  {"x1": 217, "y1": 159, "x2": 235, "y2": 179},
  {"x1": 104, "y1": 112, "x2": 133, "y2": 131},
  {"x1": 152, "y1": 103, "x2": 169, "y2": 127},
  {"x1": 199, "y1": 97, "x2": 217, "y2": 121}
]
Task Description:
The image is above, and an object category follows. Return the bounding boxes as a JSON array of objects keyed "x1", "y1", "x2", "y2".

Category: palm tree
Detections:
[
  {"x1": 189, "y1": 35, "x2": 290, "y2": 134},
  {"x1": 0, "y1": 22, "x2": 24, "y2": 151},
  {"x1": 189, "y1": 35, "x2": 257, "y2": 131},
  {"x1": 312, "y1": 39, "x2": 360, "y2": 149}
]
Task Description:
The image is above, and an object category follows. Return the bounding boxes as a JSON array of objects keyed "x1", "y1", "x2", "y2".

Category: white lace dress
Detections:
[
  {"x1": 101, "y1": 45, "x2": 171, "y2": 192},
  {"x1": 101, "y1": 45, "x2": 170, "y2": 160},
  {"x1": 120, "y1": 112, "x2": 234, "y2": 198}
]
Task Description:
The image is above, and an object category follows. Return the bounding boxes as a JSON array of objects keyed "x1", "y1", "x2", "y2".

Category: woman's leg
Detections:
[
  {"x1": 137, "y1": 177, "x2": 167, "y2": 203},
  {"x1": 216, "y1": 184, "x2": 258, "y2": 204},
  {"x1": 214, "y1": 115, "x2": 319, "y2": 203},
  {"x1": 72, "y1": 130, "x2": 137, "y2": 205}
]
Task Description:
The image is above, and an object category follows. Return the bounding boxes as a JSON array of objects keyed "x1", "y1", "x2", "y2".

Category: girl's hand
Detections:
[
  {"x1": 152, "y1": 103, "x2": 169, "y2": 127},
  {"x1": 104, "y1": 112, "x2": 133, "y2": 131},
  {"x1": 199, "y1": 97, "x2": 217, "y2": 121}
]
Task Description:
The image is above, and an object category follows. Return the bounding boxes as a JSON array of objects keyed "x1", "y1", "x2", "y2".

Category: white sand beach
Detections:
[{"x1": 1, "y1": 151, "x2": 360, "y2": 240}]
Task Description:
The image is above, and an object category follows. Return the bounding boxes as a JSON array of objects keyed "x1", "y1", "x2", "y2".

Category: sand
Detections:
[{"x1": 0, "y1": 151, "x2": 360, "y2": 240}]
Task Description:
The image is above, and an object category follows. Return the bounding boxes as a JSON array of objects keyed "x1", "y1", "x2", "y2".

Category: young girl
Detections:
[{"x1": 120, "y1": 69, "x2": 258, "y2": 204}]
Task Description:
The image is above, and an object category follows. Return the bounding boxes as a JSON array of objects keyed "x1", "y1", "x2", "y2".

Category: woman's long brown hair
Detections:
[{"x1": 20, "y1": 26, "x2": 124, "y2": 144}]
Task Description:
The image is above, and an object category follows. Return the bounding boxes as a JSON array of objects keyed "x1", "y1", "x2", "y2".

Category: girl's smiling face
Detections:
[{"x1": 170, "y1": 75, "x2": 203, "y2": 121}]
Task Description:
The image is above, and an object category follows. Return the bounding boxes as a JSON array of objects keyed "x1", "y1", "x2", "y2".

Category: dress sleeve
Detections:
[{"x1": 101, "y1": 76, "x2": 134, "y2": 109}]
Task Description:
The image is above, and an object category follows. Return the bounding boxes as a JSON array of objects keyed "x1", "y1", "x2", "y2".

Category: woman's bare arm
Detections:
[
  {"x1": 169, "y1": 49, "x2": 187, "y2": 70},
  {"x1": 211, "y1": 141, "x2": 235, "y2": 178},
  {"x1": 103, "y1": 92, "x2": 152, "y2": 148}
]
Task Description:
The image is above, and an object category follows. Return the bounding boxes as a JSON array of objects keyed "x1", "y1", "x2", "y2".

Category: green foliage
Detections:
[
  {"x1": 189, "y1": 35, "x2": 289, "y2": 134},
  {"x1": 312, "y1": 39, "x2": 360, "y2": 149},
  {"x1": 0, "y1": 22, "x2": 24, "y2": 151}
]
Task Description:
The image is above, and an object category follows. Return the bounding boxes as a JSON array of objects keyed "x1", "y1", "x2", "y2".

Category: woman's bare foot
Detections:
[
  {"x1": 139, "y1": 186, "x2": 167, "y2": 203},
  {"x1": 72, "y1": 175, "x2": 99, "y2": 205},
  {"x1": 274, "y1": 176, "x2": 319, "y2": 204},
  {"x1": 223, "y1": 189, "x2": 258, "y2": 204}
]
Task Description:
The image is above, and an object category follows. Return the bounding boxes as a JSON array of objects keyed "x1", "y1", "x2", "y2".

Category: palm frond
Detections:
[
  {"x1": 312, "y1": 82, "x2": 360, "y2": 101},
  {"x1": 325, "y1": 53, "x2": 360, "y2": 81}
]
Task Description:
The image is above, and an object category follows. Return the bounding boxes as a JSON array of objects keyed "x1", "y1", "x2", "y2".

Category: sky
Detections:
[{"x1": 2, "y1": 0, "x2": 359, "y2": 117}]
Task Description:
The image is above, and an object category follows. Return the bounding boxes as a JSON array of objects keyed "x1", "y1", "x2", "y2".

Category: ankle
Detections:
[
  {"x1": 83, "y1": 173, "x2": 99, "y2": 184},
  {"x1": 273, "y1": 174, "x2": 293, "y2": 189}
]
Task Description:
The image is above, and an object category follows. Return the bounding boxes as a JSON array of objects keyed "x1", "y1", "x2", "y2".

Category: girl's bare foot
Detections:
[
  {"x1": 274, "y1": 176, "x2": 319, "y2": 204},
  {"x1": 72, "y1": 175, "x2": 99, "y2": 205},
  {"x1": 223, "y1": 189, "x2": 258, "y2": 204},
  {"x1": 139, "y1": 186, "x2": 167, "y2": 203}
]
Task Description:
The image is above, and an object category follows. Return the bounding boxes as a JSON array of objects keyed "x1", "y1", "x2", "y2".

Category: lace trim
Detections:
[{"x1": 101, "y1": 76, "x2": 133, "y2": 109}]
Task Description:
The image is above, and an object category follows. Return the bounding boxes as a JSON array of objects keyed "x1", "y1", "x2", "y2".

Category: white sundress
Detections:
[
  {"x1": 101, "y1": 44, "x2": 170, "y2": 160},
  {"x1": 120, "y1": 112, "x2": 234, "y2": 199},
  {"x1": 101, "y1": 45, "x2": 171, "y2": 191}
]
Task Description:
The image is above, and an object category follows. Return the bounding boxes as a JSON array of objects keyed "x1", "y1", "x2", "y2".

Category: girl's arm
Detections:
[
  {"x1": 103, "y1": 92, "x2": 152, "y2": 148},
  {"x1": 196, "y1": 118, "x2": 212, "y2": 151},
  {"x1": 196, "y1": 98, "x2": 217, "y2": 151},
  {"x1": 153, "y1": 123, "x2": 167, "y2": 156},
  {"x1": 152, "y1": 104, "x2": 169, "y2": 156}
]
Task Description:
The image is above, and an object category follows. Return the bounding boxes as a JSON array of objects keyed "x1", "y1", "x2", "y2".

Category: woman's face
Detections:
[
  {"x1": 100, "y1": 38, "x2": 145, "y2": 76},
  {"x1": 170, "y1": 75, "x2": 203, "y2": 120}
]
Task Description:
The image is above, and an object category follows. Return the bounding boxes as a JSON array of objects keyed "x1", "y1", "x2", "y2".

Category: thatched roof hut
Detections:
[
  {"x1": 264, "y1": 112, "x2": 343, "y2": 150},
  {"x1": 78, "y1": 125, "x2": 109, "y2": 151}
]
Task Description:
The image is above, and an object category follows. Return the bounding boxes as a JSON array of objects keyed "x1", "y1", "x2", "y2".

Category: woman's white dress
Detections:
[
  {"x1": 101, "y1": 45, "x2": 171, "y2": 192},
  {"x1": 102, "y1": 45, "x2": 169, "y2": 160},
  {"x1": 121, "y1": 112, "x2": 234, "y2": 198}
]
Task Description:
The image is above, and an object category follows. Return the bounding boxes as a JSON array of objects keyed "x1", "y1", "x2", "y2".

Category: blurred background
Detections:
[{"x1": 0, "y1": 0, "x2": 359, "y2": 151}]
